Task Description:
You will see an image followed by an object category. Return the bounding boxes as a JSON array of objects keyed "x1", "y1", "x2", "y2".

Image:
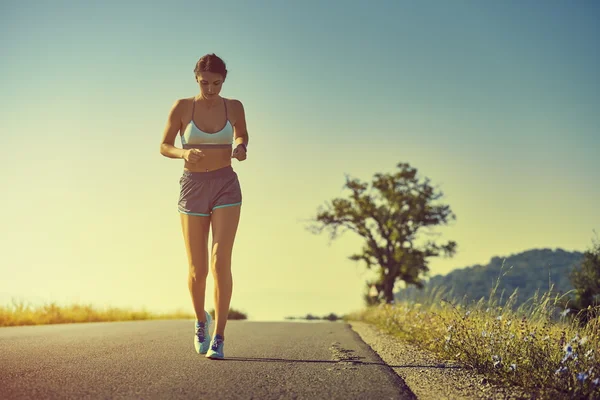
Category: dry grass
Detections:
[
  {"x1": 0, "y1": 298, "x2": 247, "y2": 327},
  {"x1": 346, "y1": 274, "x2": 600, "y2": 399}
]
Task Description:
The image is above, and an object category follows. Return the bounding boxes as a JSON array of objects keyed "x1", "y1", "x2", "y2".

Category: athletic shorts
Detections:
[{"x1": 178, "y1": 165, "x2": 242, "y2": 216}]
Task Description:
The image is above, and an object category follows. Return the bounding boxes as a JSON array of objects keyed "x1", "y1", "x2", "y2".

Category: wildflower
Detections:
[
  {"x1": 564, "y1": 344, "x2": 573, "y2": 354},
  {"x1": 555, "y1": 366, "x2": 568, "y2": 375},
  {"x1": 577, "y1": 372, "x2": 588, "y2": 382},
  {"x1": 579, "y1": 336, "x2": 588, "y2": 345},
  {"x1": 585, "y1": 349, "x2": 593, "y2": 358},
  {"x1": 485, "y1": 308, "x2": 490, "y2": 313},
  {"x1": 506, "y1": 320, "x2": 512, "y2": 326},
  {"x1": 561, "y1": 308, "x2": 571, "y2": 317},
  {"x1": 492, "y1": 355, "x2": 501, "y2": 368},
  {"x1": 542, "y1": 335, "x2": 550, "y2": 341},
  {"x1": 561, "y1": 353, "x2": 573, "y2": 364},
  {"x1": 496, "y1": 315, "x2": 503, "y2": 321},
  {"x1": 509, "y1": 363, "x2": 516, "y2": 372},
  {"x1": 447, "y1": 325, "x2": 454, "y2": 332},
  {"x1": 445, "y1": 335, "x2": 452, "y2": 343},
  {"x1": 593, "y1": 378, "x2": 599, "y2": 385},
  {"x1": 465, "y1": 311, "x2": 471, "y2": 317}
]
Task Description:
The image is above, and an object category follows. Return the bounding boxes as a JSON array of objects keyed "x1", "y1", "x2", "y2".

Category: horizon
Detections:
[{"x1": 1, "y1": 0, "x2": 599, "y2": 321}]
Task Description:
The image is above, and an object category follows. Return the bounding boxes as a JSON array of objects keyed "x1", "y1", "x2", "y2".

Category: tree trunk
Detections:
[{"x1": 383, "y1": 278, "x2": 395, "y2": 304}]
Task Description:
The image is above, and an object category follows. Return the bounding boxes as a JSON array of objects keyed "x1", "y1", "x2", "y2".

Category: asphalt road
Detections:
[{"x1": 1, "y1": 320, "x2": 415, "y2": 399}]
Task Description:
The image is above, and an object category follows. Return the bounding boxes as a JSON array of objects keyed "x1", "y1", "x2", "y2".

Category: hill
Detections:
[{"x1": 395, "y1": 248, "x2": 584, "y2": 307}]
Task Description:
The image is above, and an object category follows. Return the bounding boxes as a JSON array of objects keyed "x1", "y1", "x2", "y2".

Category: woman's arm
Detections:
[
  {"x1": 232, "y1": 99, "x2": 249, "y2": 149},
  {"x1": 159, "y1": 99, "x2": 186, "y2": 159}
]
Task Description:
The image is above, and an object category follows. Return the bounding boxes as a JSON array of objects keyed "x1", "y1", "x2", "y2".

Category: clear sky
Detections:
[{"x1": 1, "y1": 0, "x2": 598, "y2": 321}]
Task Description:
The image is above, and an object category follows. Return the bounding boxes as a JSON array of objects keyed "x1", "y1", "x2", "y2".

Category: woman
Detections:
[{"x1": 159, "y1": 53, "x2": 248, "y2": 360}]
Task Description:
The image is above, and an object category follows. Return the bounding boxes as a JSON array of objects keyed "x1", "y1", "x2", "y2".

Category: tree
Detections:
[
  {"x1": 307, "y1": 162, "x2": 457, "y2": 304},
  {"x1": 568, "y1": 231, "x2": 600, "y2": 324}
]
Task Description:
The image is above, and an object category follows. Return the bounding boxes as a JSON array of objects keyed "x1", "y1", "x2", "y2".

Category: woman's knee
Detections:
[
  {"x1": 211, "y1": 244, "x2": 233, "y2": 267},
  {"x1": 189, "y1": 263, "x2": 209, "y2": 280}
]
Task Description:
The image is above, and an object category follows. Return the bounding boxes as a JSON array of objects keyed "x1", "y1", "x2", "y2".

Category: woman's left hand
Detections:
[{"x1": 232, "y1": 144, "x2": 247, "y2": 161}]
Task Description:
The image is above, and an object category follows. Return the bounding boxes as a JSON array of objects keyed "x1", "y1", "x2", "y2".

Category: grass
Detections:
[
  {"x1": 0, "y1": 299, "x2": 247, "y2": 327},
  {"x1": 345, "y1": 266, "x2": 600, "y2": 399}
]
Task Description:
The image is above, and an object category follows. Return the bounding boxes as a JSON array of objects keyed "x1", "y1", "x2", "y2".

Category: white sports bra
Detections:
[{"x1": 181, "y1": 97, "x2": 233, "y2": 149}]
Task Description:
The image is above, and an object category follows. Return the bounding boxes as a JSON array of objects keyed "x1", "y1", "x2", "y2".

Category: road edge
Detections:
[{"x1": 348, "y1": 321, "x2": 530, "y2": 400}]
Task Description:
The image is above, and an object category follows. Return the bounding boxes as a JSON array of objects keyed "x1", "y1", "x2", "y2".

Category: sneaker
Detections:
[
  {"x1": 194, "y1": 311, "x2": 212, "y2": 354},
  {"x1": 205, "y1": 334, "x2": 225, "y2": 359}
]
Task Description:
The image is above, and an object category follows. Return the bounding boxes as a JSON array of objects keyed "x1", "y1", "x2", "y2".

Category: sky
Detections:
[{"x1": 1, "y1": 0, "x2": 598, "y2": 321}]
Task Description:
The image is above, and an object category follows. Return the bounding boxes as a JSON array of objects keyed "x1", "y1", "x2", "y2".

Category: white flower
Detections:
[
  {"x1": 492, "y1": 354, "x2": 501, "y2": 367},
  {"x1": 555, "y1": 366, "x2": 568, "y2": 374}
]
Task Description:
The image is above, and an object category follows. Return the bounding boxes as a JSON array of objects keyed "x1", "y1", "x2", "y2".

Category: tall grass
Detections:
[{"x1": 347, "y1": 263, "x2": 600, "y2": 399}]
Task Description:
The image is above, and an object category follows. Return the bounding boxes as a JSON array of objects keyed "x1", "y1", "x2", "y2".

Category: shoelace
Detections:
[
  {"x1": 211, "y1": 337, "x2": 223, "y2": 351},
  {"x1": 195, "y1": 324, "x2": 206, "y2": 342}
]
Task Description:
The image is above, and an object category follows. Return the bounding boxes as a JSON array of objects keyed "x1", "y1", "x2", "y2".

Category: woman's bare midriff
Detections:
[{"x1": 183, "y1": 147, "x2": 233, "y2": 172}]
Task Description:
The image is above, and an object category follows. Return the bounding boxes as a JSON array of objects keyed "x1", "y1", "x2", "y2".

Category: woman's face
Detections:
[{"x1": 196, "y1": 71, "x2": 224, "y2": 98}]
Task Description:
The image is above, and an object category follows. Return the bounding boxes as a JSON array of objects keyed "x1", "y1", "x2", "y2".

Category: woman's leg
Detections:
[
  {"x1": 180, "y1": 213, "x2": 211, "y2": 322},
  {"x1": 210, "y1": 205, "x2": 241, "y2": 337}
]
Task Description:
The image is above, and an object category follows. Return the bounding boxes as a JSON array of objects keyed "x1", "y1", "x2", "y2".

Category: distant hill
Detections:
[{"x1": 395, "y1": 248, "x2": 585, "y2": 308}]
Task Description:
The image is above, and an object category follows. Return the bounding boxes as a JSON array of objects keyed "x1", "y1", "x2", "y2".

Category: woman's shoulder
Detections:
[
  {"x1": 224, "y1": 97, "x2": 244, "y2": 113},
  {"x1": 223, "y1": 97, "x2": 242, "y2": 105},
  {"x1": 170, "y1": 96, "x2": 194, "y2": 109},
  {"x1": 224, "y1": 97, "x2": 244, "y2": 117}
]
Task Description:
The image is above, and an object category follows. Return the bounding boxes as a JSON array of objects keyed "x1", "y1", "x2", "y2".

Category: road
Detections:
[{"x1": 1, "y1": 320, "x2": 415, "y2": 399}]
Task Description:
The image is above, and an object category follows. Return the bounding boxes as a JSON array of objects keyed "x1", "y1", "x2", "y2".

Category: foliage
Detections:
[
  {"x1": 308, "y1": 162, "x2": 457, "y2": 303},
  {"x1": 568, "y1": 232, "x2": 600, "y2": 324},
  {"x1": 208, "y1": 307, "x2": 248, "y2": 320}
]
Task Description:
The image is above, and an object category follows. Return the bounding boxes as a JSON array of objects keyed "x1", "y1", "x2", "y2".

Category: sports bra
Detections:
[{"x1": 181, "y1": 97, "x2": 234, "y2": 149}]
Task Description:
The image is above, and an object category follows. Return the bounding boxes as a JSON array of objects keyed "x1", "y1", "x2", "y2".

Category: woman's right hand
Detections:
[{"x1": 183, "y1": 148, "x2": 205, "y2": 163}]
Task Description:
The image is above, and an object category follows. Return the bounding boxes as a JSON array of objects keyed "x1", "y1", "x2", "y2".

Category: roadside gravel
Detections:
[{"x1": 349, "y1": 321, "x2": 532, "y2": 400}]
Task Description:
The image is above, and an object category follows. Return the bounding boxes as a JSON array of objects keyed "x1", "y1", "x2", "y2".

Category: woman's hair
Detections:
[{"x1": 194, "y1": 53, "x2": 228, "y2": 81}]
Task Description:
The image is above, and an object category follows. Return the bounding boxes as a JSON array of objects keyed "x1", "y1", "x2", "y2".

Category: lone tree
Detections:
[{"x1": 307, "y1": 162, "x2": 457, "y2": 304}]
